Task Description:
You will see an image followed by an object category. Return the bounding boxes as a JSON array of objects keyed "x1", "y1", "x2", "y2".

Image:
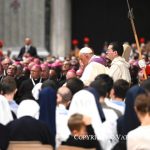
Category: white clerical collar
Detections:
[{"x1": 31, "y1": 77, "x2": 42, "y2": 86}]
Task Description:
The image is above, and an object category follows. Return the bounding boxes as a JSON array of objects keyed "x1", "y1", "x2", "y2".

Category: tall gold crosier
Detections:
[{"x1": 127, "y1": 0, "x2": 147, "y2": 79}]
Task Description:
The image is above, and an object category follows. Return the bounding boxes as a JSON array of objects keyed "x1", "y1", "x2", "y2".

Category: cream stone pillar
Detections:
[{"x1": 50, "y1": 0, "x2": 71, "y2": 57}]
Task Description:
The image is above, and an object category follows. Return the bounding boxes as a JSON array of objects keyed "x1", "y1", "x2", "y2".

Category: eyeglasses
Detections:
[
  {"x1": 3, "y1": 63, "x2": 10, "y2": 65},
  {"x1": 8, "y1": 67, "x2": 15, "y2": 69},
  {"x1": 106, "y1": 49, "x2": 113, "y2": 53},
  {"x1": 63, "y1": 63, "x2": 70, "y2": 66},
  {"x1": 31, "y1": 70, "x2": 39, "y2": 72}
]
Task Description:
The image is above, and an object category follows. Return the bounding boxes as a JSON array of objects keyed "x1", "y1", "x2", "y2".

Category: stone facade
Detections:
[
  {"x1": 50, "y1": 0, "x2": 71, "y2": 57},
  {"x1": 0, "y1": 0, "x2": 71, "y2": 57},
  {"x1": 0, "y1": 0, "x2": 46, "y2": 56}
]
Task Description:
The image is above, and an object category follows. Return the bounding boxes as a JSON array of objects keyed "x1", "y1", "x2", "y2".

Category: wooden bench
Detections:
[
  {"x1": 58, "y1": 145, "x2": 96, "y2": 150},
  {"x1": 7, "y1": 141, "x2": 53, "y2": 150}
]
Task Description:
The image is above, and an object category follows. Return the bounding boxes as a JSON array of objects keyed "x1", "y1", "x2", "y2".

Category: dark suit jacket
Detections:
[
  {"x1": 16, "y1": 78, "x2": 41, "y2": 103},
  {"x1": 18, "y1": 46, "x2": 37, "y2": 60}
]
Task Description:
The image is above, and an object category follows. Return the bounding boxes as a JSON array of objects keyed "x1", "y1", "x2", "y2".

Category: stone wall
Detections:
[
  {"x1": 0, "y1": 0, "x2": 46, "y2": 56},
  {"x1": 0, "y1": 0, "x2": 71, "y2": 57}
]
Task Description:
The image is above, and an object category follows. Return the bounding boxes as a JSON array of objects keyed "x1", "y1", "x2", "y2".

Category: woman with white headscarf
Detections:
[
  {"x1": 68, "y1": 89, "x2": 103, "y2": 137},
  {"x1": 7, "y1": 99, "x2": 54, "y2": 147},
  {"x1": 0, "y1": 95, "x2": 13, "y2": 125},
  {"x1": 17, "y1": 99, "x2": 40, "y2": 119},
  {"x1": 68, "y1": 85, "x2": 118, "y2": 150}
]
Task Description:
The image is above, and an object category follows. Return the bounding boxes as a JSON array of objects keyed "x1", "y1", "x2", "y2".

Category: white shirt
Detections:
[
  {"x1": 105, "y1": 98, "x2": 125, "y2": 115},
  {"x1": 56, "y1": 104, "x2": 70, "y2": 147},
  {"x1": 9, "y1": 100, "x2": 18, "y2": 115},
  {"x1": 25, "y1": 45, "x2": 31, "y2": 52},
  {"x1": 127, "y1": 125, "x2": 150, "y2": 150},
  {"x1": 32, "y1": 83, "x2": 42, "y2": 100},
  {"x1": 100, "y1": 102, "x2": 119, "y2": 150},
  {"x1": 98, "y1": 119, "x2": 118, "y2": 150}
]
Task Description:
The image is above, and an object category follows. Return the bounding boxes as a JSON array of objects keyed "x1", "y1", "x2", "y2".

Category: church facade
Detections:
[
  {"x1": 0, "y1": 0, "x2": 71, "y2": 57},
  {"x1": 0, "y1": 0, "x2": 150, "y2": 57}
]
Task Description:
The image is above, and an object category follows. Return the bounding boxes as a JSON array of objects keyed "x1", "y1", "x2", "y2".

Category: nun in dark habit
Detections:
[
  {"x1": 6, "y1": 99, "x2": 54, "y2": 148},
  {"x1": 0, "y1": 123, "x2": 9, "y2": 150},
  {"x1": 16, "y1": 64, "x2": 42, "y2": 103},
  {"x1": 112, "y1": 85, "x2": 145, "y2": 150},
  {"x1": 6, "y1": 116, "x2": 54, "y2": 146},
  {"x1": 38, "y1": 86, "x2": 57, "y2": 148}
]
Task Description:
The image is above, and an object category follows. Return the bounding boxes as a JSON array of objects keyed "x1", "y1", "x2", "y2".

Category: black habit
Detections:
[
  {"x1": 0, "y1": 123, "x2": 9, "y2": 150},
  {"x1": 6, "y1": 116, "x2": 54, "y2": 147},
  {"x1": 16, "y1": 78, "x2": 41, "y2": 103}
]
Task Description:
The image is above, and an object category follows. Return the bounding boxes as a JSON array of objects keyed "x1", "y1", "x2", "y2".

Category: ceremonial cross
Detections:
[{"x1": 10, "y1": 0, "x2": 20, "y2": 11}]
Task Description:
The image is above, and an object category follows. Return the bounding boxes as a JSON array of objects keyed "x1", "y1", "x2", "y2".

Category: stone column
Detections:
[
  {"x1": 0, "y1": 0, "x2": 4, "y2": 40},
  {"x1": 50, "y1": 0, "x2": 71, "y2": 57}
]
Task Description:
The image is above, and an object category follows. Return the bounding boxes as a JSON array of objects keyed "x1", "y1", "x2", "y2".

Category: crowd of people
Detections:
[{"x1": 0, "y1": 37, "x2": 150, "y2": 150}]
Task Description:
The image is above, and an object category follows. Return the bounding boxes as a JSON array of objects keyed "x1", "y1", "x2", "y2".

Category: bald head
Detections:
[
  {"x1": 25, "y1": 38, "x2": 32, "y2": 46},
  {"x1": 30, "y1": 64, "x2": 41, "y2": 79},
  {"x1": 41, "y1": 64, "x2": 49, "y2": 80},
  {"x1": 57, "y1": 86, "x2": 72, "y2": 104},
  {"x1": 1, "y1": 58, "x2": 12, "y2": 70},
  {"x1": 66, "y1": 70, "x2": 76, "y2": 80}
]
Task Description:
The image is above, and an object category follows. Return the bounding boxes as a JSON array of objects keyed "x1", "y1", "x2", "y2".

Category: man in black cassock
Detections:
[{"x1": 16, "y1": 65, "x2": 42, "y2": 104}]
